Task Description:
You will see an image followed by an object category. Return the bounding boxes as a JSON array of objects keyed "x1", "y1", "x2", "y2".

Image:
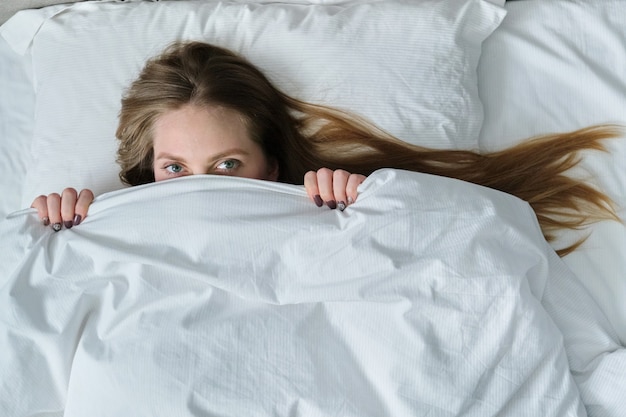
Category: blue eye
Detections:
[
  {"x1": 166, "y1": 164, "x2": 183, "y2": 174},
  {"x1": 216, "y1": 160, "x2": 240, "y2": 171}
]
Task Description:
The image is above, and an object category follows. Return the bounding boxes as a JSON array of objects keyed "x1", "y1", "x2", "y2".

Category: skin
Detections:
[{"x1": 31, "y1": 104, "x2": 366, "y2": 231}]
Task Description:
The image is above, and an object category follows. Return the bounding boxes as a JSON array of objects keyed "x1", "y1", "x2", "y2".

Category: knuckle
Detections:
[
  {"x1": 349, "y1": 174, "x2": 366, "y2": 187},
  {"x1": 316, "y1": 167, "x2": 332, "y2": 176},
  {"x1": 62, "y1": 187, "x2": 77, "y2": 197},
  {"x1": 333, "y1": 169, "x2": 349, "y2": 179},
  {"x1": 79, "y1": 189, "x2": 95, "y2": 200},
  {"x1": 31, "y1": 196, "x2": 47, "y2": 210}
]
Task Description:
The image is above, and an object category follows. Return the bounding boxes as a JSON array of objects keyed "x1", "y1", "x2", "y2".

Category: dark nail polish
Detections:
[
  {"x1": 327, "y1": 200, "x2": 337, "y2": 210},
  {"x1": 52, "y1": 223, "x2": 62, "y2": 232},
  {"x1": 42, "y1": 217, "x2": 50, "y2": 226},
  {"x1": 64, "y1": 220, "x2": 74, "y2": 229},
  {"x1": 314, "y1": 195, "x2": 323, "y2": 207},
  {"x1": 338, "y1": 201, "x2": 347, "y2": 211},
  {"x1": 73, "y1": 214, "x2": 82, "y2": 226}
]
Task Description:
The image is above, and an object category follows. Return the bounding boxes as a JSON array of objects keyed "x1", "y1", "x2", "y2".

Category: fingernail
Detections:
[
  {"x1": 337, "y1": 201, "x2": 346, "y2": 211},
  {"x1": 327, "y1": 200, "x2": 337, "y2": 210},
  {"x1": 347, "y1": 197, "x2": 354, "y2": 205},
  {"x1": 52, "y1": 223, "x2": 62, "y2": 232},
  {"x1": 314, "y1": 195, "x2": 323, "y2": 207},
  {"x1": 73, "y1": 214, "x2": 82, "y2": 226},
  {"x1": 42, "y1": 217, "x2": 50, "y2": 226},
  {"x1": 64, "y1": 220, "x2": 74, "y2": 229}
]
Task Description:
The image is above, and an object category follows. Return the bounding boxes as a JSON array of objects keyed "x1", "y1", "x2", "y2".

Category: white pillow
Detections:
[
  {"x1": 0, "y1": 0, "x2": 506, "y2": 207},
  {"x1": 478, "y1": 0, "x2": 626, "y2": 346}
]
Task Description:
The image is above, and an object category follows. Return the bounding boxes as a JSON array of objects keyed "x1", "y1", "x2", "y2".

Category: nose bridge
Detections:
[{"x1": 189, "y1": 161, "x2": 212, "y2": 176}]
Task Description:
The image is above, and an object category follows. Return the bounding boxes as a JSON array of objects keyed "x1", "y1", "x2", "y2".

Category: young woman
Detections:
[{"x1": 32, "y1": 41, "x2": 622, "y2": 256}]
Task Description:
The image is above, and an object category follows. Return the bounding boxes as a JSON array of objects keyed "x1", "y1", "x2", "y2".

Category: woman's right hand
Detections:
[{"x1": 31, "y1": 188, "x2": 95, "y2": 232}]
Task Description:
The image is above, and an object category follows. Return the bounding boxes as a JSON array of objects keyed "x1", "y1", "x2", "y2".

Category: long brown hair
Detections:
[{"x1": 117, "y1": 41, "x2": 622, "y2": 256}]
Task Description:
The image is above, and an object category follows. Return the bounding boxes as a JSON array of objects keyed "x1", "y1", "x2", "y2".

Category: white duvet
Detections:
[{"x1": 0, "y1": 169, "x2": 616, "y2": 416}]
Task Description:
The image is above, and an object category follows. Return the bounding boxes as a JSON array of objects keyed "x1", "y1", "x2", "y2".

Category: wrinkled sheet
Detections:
[{"x1": 0, "y1": 169, "x2": 600, "y2": 416}]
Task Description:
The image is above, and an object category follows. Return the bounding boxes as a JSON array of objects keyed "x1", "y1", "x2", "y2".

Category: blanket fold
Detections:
[{"x1": 0, "y1": 169, "x2": 600, "y2": 416}]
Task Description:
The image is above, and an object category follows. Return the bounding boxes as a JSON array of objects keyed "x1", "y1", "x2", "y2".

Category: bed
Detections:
[{"x1": 0, "y1": 0, "x2": 624, "y2": 415}]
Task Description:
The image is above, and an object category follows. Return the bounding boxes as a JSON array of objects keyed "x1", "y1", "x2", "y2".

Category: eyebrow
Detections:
[{"x1": 154, "y1": 148, "x2": 251, "y2": 163}]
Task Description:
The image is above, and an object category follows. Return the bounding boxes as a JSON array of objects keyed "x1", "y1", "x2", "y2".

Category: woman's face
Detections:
[{"x1": 152, "y1": 104, "x2": 278, "y2": 182}]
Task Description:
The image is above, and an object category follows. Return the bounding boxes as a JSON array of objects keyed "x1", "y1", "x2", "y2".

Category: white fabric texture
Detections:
[
  {"x1": 0, "y1": 0, "x2": 505, "y2": 210},
  {"x1": 0, "y1": 35, "x2": 33, "y2": 221},
  {"x1": 477, "y1": 3, "x2": 626, "y2": 415},
  {"x1": 0, "y1": 169, "x2": 595, "y2": 416},
  {"x1": 0, "y1": 0, "x2": 624, "y2": 414},
  {"x1": 0, "y1": 0, "x2": 506, "y2": 26}
]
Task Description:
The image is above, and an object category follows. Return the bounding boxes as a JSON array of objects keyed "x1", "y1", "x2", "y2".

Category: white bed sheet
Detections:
[
  {"x1": 478, "y1": 2, "x2": 626, "y2": 415},
  {"x1": 0, "y1": 0, "x2": 624, "y2": 415},
  {"x1": 0, "y1": 34, "x2": 33, "y2": 221},
  {"x1": 0, "y1": 169, "x2": 595, "y2": 416}
]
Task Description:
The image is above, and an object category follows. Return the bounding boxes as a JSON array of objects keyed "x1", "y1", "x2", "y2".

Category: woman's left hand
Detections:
[{"x1": 304, "y1": 168, "x2": 366, "y2": 210}]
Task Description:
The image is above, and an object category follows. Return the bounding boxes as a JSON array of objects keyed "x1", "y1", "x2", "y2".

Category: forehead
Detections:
[{"x1": 153, "y1": 104, "x2": 252, "y2": 150}]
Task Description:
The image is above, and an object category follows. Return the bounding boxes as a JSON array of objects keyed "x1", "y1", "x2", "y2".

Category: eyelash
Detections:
[
  {"x1": 164, "y1": 163, "x2": 184, "y2": 176},
  {"x1": 162, "y1": 159, "x2": 241, "y2": 176},
  {"x1": 215, "y1": 159, "x2": 241, "y2": 171}
]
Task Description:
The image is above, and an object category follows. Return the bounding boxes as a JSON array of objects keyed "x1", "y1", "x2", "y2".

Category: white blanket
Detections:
[{"x1": 0, "y1": 169, "x2": 603, "y2": 416}]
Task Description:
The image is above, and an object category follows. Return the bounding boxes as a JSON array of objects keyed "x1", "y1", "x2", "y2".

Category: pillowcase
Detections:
[
  {"x1": 0, "y1": 0, "x2": 84, "y2": 26},
  {"x1": 0, "y1": 0, "x2": 506, "y2": 208},
  {"x1": 477, "y1": 0, "x2": 626, "y2": 347}
]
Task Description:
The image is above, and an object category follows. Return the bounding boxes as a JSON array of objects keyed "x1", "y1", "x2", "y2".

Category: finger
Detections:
[
  {"x1": 316, "y1": 168, "x2": 336, "y2": 209},
  {"x1": 73, "y1": 189, "x2": 95, "y2": 226},
  {"x1": 331, "y1": 170, "x2": 350, "y2": 210},
  {"x1": 346, "y1": 174, "x2": 367, "y2": 205},
  {"x1": 304, "y1": 171, "x2": 323, "y2": 207},
  {"x1": 46, "y1": 193, "x2": 63, "y2": 231},
  {"x1": 60, "y1": 188, "x2": 79, "y2": 229},
  {"x1": 31, "y1": 195, "x2": 50, "y2": 226}
]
